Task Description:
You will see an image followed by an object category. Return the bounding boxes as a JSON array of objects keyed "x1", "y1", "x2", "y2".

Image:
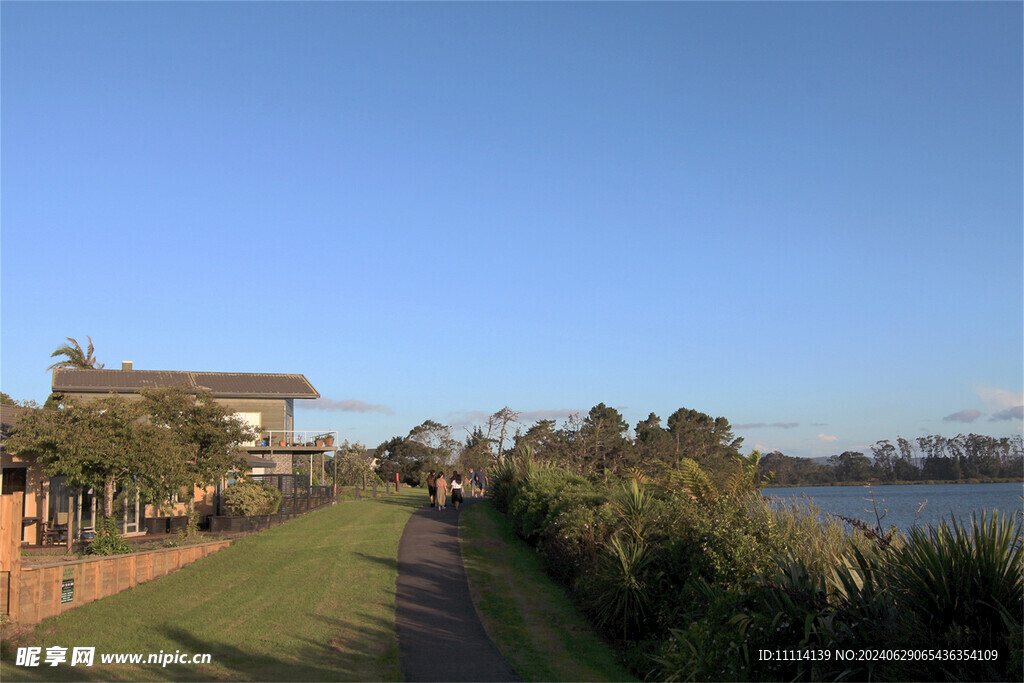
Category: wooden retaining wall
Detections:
[{"x1": 12, "y1": 539, "x2": 233, "y2": 624}]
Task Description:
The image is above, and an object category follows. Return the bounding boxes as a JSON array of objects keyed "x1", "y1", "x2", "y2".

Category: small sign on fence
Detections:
[{"x1": 61, "y1": 565, "x2": 75, "y2": 603}]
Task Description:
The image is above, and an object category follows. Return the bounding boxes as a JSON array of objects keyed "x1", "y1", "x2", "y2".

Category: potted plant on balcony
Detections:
[{"x1": 314, "y1": 433, "x2": 335, "y2": 448}]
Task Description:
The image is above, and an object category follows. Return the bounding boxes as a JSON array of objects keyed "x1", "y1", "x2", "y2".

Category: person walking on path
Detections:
[
  {"x1": 467, "y1": 468, "x2": 477, "y2": 498},
  {"x1": 426, "y1": 470, "x2": 437, "y2": 507},
  {"x1": 435, "y1": 471, "x2": 448, "y2": 510},
  {"x1": 450, "y1": 472, "x2": 464, "y2": 510},
  {"x1": 473, "y1": 468, "x2": 487, "y2": 498}
]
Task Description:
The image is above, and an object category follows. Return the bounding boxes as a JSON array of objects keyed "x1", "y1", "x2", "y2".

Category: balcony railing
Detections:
[{"x1": 250, "y1": 430, "x2": 339, "y2": 449}]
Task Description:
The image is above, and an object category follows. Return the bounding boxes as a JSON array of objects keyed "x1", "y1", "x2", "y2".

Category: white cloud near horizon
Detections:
[
  {"x1": 972, "y1": 385, "x2": 1023, "y2": 423},
  {"x1": 444, "y1": 408, "x2": 580, "y2": 429},
  {"x1": 307, "y1": 398, "x2": 394, "y2": 415},
  {"x1": 976, "y1": 385, "x2": 1023, "y2": 409},
  {"x1": 942, "y1": 409, "x2": 982, "y2": 423},
  {"x1": 735, "y1": 422, "x2": 799, "y2": 429},
  {"x1": 817, "y1": 433, "x2": 839, "y2": 443}
]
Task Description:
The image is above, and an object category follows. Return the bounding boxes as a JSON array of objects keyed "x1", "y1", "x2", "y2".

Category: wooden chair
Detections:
[{"x1": 42, "y1": 511, "x2": 69, "y2": 545}]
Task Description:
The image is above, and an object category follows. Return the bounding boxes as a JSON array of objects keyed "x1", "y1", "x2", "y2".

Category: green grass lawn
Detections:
[
  {"x1": 459, "y1": 499, "x2": 637, "y2": 682},
  {"x1": 1, "y1": 490, "x2": 423, "y2": 682},
  {"x1": 3, "y1": 490, "x2": 632, "y2": 682}
]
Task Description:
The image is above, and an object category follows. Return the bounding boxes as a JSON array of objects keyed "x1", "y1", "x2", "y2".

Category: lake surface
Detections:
[{"x1": 763, "y1": 482, "x2": 1023, "y2": 533}]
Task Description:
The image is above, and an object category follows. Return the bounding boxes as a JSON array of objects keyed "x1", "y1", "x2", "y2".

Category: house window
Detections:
[
  {"x1": 112, "y1": 482, "x2": 142, "y2": 535},
  {"x1": 48, "y1": 476, "x2": 71, "y2": 522},
  {"x1": 235, "y1": 412, "x2": 262, "y2": 446},
  {"x1": 1, "y1": 467, "x2": 27, "y2": 495}
]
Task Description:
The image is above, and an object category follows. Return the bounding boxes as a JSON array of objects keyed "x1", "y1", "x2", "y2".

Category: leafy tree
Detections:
[
  {"x1": 580, "y1": 403, "x2": 631, "y2": 474},
  {"x1": 329, "y1": 440, "x2": 374, "y2": 487},
  {"x1": 458, "y1": 426, "x2": 494, "y2": 473},
  {"x1": 871, "y1": 440, "x2": 899, "y2": 481},
  {"x1": 486, "y1": 407, "x2": 521, "y2": 459},
  {"x1": 514, "y1": 419, "x2": 559, "y2": 456},
  {"x1": 827, "y1": 451, "x2": 874, "y2": 482},
  {"x1": 759, "y1": 450, "x2": 836, "y2": 485},
  {"x1": 6, "y1": 396, "x2": 184, "y2": 517},
  {"x1": 374, "y1": 435, "x2": 434, "y2": 486},
  {"x1": 47, "y1": 335, "x2": 104, "y2": 370},
  {"x1": 634, "y1": 412, "x2": 674, "y2": 473},
  {"x1": 139, "y1": 386, "x2": 256, "y2": 502},
  {"x1": 407, "y1": 419, "x2": 457, "y2": 463},
  {"x1": 666, "y1": 407, "x2": 743, "y2": 468},
  {"x1": 0, "y1": 393, "x2": 39, "y2": 408}
]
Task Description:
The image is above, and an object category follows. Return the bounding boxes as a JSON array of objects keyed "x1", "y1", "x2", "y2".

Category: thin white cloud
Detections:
[
  {"x1": 444, "y1": 408, "x2": 579, "y2": 429},
  {"x1": 942, "y1": 409, "x2": 982, "y2": 424},
  {"x1": 976, "y1": 386, "x2": 1024, "y2": 411},
  {"x1": 307, "y1": 398, "x2": 394, "y2": 415},
  {"x1": 735, "y1": 422, "x2": 799, "y2": 429},
  {"x1": 519, "y1": 409, "x2": 578, "y2": 422},
  {"x1": 443, "y1": 411, "x2": 493, "y2": 429},
  {"x1": 817, "y1": 433, "x2": 839, "y2": 443}
]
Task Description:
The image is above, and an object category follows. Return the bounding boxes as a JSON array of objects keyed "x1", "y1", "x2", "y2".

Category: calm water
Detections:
[{"x1": 763, "y1": 482, "x2": 1023, "y2": 533}]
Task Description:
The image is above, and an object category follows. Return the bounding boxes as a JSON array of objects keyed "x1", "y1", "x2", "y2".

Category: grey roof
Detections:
[
  {"x1": 52, "y1": 369, "x2": 320, "y2": 400},
  {"x1": 1, "y1": 404, "x2": 36, "y2": 439}
]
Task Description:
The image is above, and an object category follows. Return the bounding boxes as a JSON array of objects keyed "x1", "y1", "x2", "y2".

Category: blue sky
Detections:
[{"x1": 2, "y1": 2, "x2": 1021, "y2": 458}]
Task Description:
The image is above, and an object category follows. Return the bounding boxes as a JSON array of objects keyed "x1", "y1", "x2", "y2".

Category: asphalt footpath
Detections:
[{"x1": 395, "y1": 496, "x2": 520, "y2": 682}]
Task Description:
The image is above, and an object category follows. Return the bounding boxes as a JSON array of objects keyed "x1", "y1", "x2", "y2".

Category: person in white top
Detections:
[{"x1": 450, "y1": 472, "x2": 465, "y2": 510}]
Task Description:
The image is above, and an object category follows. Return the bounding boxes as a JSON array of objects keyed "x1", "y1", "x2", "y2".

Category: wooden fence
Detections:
[
  {"x1": 1, "y1": 493, "x2": 24, "y2": 619},
  {"x1": 2, "y1": 493, "x2": 233, "y2": 624}
]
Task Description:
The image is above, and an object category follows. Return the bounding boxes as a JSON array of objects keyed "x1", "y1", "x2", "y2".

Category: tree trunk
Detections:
[{"x1": 103, "y1": 477, "x2": 116, "y2": 519}]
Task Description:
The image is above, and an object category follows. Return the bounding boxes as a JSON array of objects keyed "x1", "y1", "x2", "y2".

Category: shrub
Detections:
[
  {"x1": 588, "y1": 534, "x2": 660, "y2": 640},
  {"x1": 507, "y1": 467, "x2": 593, "y2": 544},
  {"x1": 538, "y1": 497, "x2": 617, "y2": 584},
  {"x1": 222, "y1": 479, "x2": 282, "y2": 516},
  {"x1": 86, "y1": 517, "x2": 133, "y2": 556},
  {"x1": 885, "y1": 511, "x2": 1023, "y2": 680}
]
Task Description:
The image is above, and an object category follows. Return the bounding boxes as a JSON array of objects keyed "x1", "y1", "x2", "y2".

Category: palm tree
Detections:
[{"x1": 47, "y1": 336, "x2": 105, "y2": 370}]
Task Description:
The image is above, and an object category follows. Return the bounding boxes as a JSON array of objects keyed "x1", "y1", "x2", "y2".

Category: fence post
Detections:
[{"x1": 1, "y1": 493, "x2": 24, "y2": 620}]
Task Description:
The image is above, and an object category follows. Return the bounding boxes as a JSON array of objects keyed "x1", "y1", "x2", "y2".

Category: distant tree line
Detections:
[
  {"x1": 375, "y1": 403, "x2": 747, "y2": 488},
  {"x1": 375, "y1": 403, "x2": 1021, "y2": 488},
  {"x1": 761, "y1": 433, "x2": 1023, "y2": 486}
]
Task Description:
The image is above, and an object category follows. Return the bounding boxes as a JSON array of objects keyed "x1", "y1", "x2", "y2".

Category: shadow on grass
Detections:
[
  {"x1": 1, "y1": 612, "x2": 401, "y2": 682},
  {"x1": 354, "y1": 552, "x2": 398, "y2": 571}
]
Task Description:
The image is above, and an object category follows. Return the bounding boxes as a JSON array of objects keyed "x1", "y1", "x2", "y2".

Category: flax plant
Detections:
[{"x1": 886, "y1": 511, "x2": 1023, "y2": 651}]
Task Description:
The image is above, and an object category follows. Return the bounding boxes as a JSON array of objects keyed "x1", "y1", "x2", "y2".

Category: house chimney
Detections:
[{"x1": 122, "y1": 361, "x2": 133, "y2": 371}]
